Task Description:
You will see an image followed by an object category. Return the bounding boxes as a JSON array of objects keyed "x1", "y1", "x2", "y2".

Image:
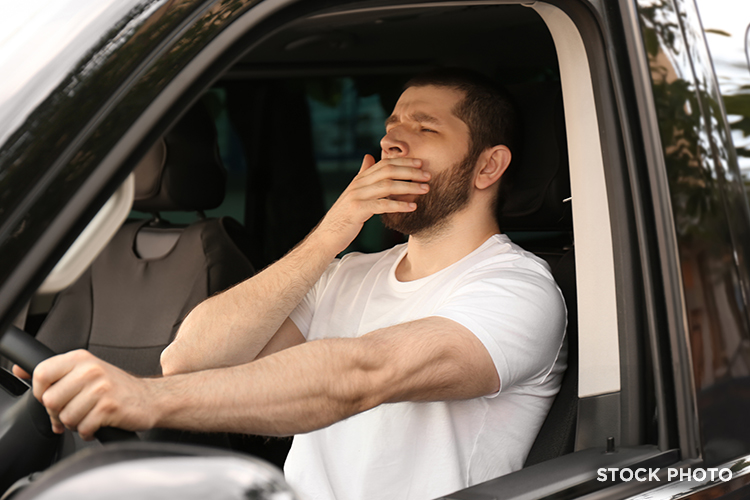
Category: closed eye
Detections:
[{"x1": 421, "y1": 127, "x2": 437, "y2": 133}]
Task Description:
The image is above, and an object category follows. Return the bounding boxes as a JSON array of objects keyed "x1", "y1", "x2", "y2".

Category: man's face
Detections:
[{"x1": 379, "y1": 85, "x2": 478, "y2": 237}]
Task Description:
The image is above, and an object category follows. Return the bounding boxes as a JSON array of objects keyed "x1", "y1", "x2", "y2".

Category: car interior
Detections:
[{"x1": 7, "y1": 0, "x2": 660, "y2": 492}]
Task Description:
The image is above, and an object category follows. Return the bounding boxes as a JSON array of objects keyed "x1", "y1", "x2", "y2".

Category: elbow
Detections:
[
  {"x1": 334, "y1": 339, "x2": 393, "y2": 414},
  {"x1": 160, "y1": 342, "x2": 186, "y2": 376},
  {"x1": 161, "y1": 304, "x2": 204, "y2": 376}
]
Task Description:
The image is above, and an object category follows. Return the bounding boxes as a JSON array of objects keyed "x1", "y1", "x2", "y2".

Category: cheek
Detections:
[{"x1": 426, "y1": 140, "x2": 466, "y2": 166}]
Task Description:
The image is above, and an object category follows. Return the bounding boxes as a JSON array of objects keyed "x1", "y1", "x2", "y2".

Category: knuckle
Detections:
[
  {"x1": 93, "y1": 379, "x2": 112, "y2": 397},
  {"x1": 33, "y1": 367, "x2": 48, "y2": 386},
  {"x1": 42, "y1": 393, "x2": 61, "y2": 412},
  {"x1": 99, "y1": 398, "x2": 118, "y2": 416},
  {"x1": 71, "y1": 349, "x2": 90, "y2": 361},
  {"x1": 83, "y1": 363, "x2": 104, "y2": 380}
]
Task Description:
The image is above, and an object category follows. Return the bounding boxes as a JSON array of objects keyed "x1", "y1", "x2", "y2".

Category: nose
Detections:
[{"x1": 380, "y1": 127, "x2": 409, "y2": 158}]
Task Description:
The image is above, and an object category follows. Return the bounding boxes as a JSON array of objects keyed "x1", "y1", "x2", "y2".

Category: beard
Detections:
[{"x1": 381, "y1": 150, "x2": 478, "y2": 238}]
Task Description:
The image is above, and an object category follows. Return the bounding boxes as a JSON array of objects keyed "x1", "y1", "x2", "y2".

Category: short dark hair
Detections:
[{"x1": 404, "y1": 68, "x2": 521, "y2": 178}]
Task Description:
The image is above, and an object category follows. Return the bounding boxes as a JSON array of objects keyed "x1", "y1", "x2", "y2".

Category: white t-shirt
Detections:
[{"x1": 285, "y1": 234, "x2": 567, "y2": 500}]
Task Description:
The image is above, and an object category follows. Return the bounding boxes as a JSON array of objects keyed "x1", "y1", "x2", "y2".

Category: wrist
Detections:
[
  {"x1": 303, "y1": 223, "x2": 347, "y2": 258},
  {"x1": 147, "y1": 375, "x2": 178, "y2": 429}
]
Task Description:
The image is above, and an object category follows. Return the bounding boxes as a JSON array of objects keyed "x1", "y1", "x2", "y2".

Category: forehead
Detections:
[{"x1": 391, "y1": 85, "x2": 467, "y2": 127}]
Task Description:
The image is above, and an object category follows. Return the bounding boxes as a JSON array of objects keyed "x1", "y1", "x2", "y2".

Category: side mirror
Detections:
[{"x1": 8, "y1": 442, "x2": 298, "y2": 500}]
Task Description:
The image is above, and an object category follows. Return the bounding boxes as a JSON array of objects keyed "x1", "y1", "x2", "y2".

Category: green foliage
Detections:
[{"x1": 305, "y1": 79, "x2": 345, "y2": 107}]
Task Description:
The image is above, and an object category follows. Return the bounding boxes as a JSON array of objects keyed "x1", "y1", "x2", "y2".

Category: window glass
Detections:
[
  {"x1": 697, "y1": 1, "x2": 750, "y2": 183},
  {"x1": 204, "y1": 88, "x2": 248, "y2": 222},
  {"x1": 646, "y1": 0, "x2": 750, "y2": 463}
]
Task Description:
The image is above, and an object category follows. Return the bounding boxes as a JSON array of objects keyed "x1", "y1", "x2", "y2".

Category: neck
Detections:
[{"x1": 395, "y1": 208, "x2": 500, "y2": 282}]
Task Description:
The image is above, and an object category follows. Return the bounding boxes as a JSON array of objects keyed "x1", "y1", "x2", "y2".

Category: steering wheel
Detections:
[{"x1": 0, "y1": 325, "x2": 136, "y2": 491}]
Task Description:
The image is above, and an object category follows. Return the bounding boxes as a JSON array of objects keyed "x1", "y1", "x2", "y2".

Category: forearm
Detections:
[
  {"x1": 33, "y1": 318, "x2": 496, "y2": 440},
  {"x1": 155, "y1": 338, "x2": 381, "y2": 436},
  {"x1": 161, "y1": 229, "x2": 339, "y2": 375},
  {"x1": 154, "y1": 317, "x2": 496, "y2": 436}
]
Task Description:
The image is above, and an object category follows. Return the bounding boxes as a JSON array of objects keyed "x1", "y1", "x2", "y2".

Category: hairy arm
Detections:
[
  {"x1": 160, "y1": 232, "x2": 334, "y2": 374},
  {"x1": 33, "y1": 316, "x2": 497, "y2": 439},
  {"x1": 160, "y1": 154, "x2": 430, "y2": 374}
]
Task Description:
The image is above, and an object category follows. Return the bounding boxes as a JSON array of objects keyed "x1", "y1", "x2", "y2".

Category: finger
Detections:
[
  {"x1": 33, "y1": 352, "x2": 78, "y2": 402},
  {"x1": 359, "y1": 164, "x2": 430, "y2": 186},
  {"x1": 359, "y1": 157, "x2": 423, "y2": 177},
  {"x1": 39, "y1": 357, "x2": 108, "y2": 416},
  {"x1": 358, "y1": 154, "x2": 377, "y2": 173},
  {"x1": 77, "y1": 412, "x2": 103, "y2": 441},
  {"x1": 357, "y1": 179, "x2": 430, "y2": 200},
  {"x1": 48, "y1": 412, "x2": 66, "y2": 434},
  {"x1": 57, "y1": 382, "x2": 102, "y2": 433},
  {"x1": 12, "y1": 364, "x2": 31, "y2": 380},
  {"x1": 373, "y1": 198, "x2": 418, "y2": 214}
]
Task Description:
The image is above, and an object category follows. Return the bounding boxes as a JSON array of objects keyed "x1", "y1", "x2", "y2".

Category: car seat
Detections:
[
  {"x1": 34, "y1": 102, "x2": 255, "y2": 377},
  {"x1": 499, "y1": 82, "x2": 578, "y2": 467}
]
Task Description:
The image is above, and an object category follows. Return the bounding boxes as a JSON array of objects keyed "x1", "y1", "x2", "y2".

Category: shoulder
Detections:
[
  {"x1": 436, "y1": 236, "x2": 566, "y2": 388},
  {"x1": 454, "y1": 234, "x2": 556, "y2": 289},
  {"x1": 442, "y1": 235, "x2": 566, "y2": 332}
]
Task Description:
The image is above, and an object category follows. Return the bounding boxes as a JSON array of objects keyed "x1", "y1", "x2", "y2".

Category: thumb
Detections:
[
  {"x1": 359, "y1": 154, "x2": 376, "y2": 173},
  {"x1": 12, "y1": 364, "x2": 31, "y2": 380}
]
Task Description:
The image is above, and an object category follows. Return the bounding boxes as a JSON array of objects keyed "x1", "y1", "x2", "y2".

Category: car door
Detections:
[{"x1": 3, "y1": 0, "x2": 750, "y2": 499}]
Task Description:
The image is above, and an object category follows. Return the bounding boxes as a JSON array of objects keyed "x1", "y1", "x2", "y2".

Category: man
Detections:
[{"x1": 22, "y1": 69, "x2": 566, "y2": 500}]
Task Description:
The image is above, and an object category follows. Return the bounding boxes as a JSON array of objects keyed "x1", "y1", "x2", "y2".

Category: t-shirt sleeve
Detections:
[
  {"x1": 433, "y1": 266, "x2": 566, "y2": 394},
  {"x1": 289, "y1": 259, "x2": 340, "y2": 338}
]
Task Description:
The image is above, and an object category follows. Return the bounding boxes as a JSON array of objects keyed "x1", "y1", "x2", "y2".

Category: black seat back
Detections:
[{"x1": 523, "y1": 248, "x2": 578, "y2": 466}]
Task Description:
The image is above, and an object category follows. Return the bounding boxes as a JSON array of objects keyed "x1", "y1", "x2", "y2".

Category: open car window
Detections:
[{"x1": 11, "y1": 0, "x2": 731, "y2": 497}]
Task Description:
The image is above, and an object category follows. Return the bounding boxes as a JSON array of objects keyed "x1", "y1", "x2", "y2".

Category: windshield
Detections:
[{"x1": 0, "y1": 0, "x2": 153, "y2": 148}]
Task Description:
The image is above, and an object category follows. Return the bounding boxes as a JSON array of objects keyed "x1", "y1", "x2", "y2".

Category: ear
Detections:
[{"x1": 475, "y1": 145, "x2": 511, "y2": 190}]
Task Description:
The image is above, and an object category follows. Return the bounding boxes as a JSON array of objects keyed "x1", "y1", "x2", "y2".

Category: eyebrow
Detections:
[{"x1": 385, "y1": 112, "x2": 441, "y2": 127}]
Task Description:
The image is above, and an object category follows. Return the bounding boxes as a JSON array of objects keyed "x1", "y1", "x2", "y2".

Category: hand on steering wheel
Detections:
[{"x1": 0, "y1": 325, "x2": 137, "y2": 442}]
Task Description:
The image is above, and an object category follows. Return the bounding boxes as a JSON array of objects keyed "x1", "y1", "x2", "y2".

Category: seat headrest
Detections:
[
  {"x1": 497, "y1": 82, "x2": 571, "y2": 231},
  {"x1": 133, "y1": 102, "x2": 226, "y2": 212}
]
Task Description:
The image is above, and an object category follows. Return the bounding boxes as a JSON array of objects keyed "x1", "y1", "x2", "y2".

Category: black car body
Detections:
[{"x1": 1, "y1": 0, "x2": 750, "y2": 498}]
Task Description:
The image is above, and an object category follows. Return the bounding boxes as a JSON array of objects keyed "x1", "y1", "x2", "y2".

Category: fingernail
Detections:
[
  {"x1": 409, "y1": 203, "x2": 417, "y2": 209},
  {"x1": 421, "y1": 184, "x2": 429, "y2": 190}
]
